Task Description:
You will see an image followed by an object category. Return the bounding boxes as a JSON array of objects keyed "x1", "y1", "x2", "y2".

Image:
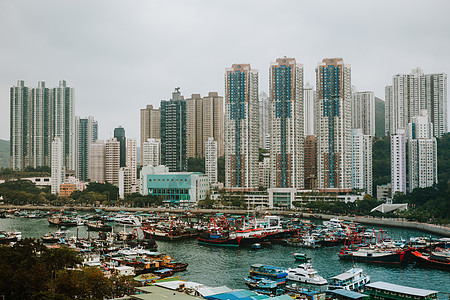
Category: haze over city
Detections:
[{"x1": 1, "y1": 0, "x2": 450, "y2": 140}]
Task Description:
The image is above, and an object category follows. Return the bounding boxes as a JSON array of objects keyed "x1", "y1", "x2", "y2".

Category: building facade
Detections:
[
  {"x1": 126, "y1": 138, "x2": 137, "y2": 186},
  {"x1": 259, "y1": 91, "x2": 270, "y2": 150},
  {"x1": 352, "y1": 90, "x2": 375, "y2": 136},
  {"x1": 205, "y1": 137, "x2": 217, "y2": 184},
  {"x1": 408, "y1": 110, "x2": 437, "y2": 191},
  {"x1": 224, "y1": 64, "x2": 259, "y2": 191},
  {"x1": 75, "y1": 116, "x2": 98, "y2": 181},
  {"x1": 385, "y1": 68, "x2": 447, "y2": 137},
  {"x1": 160, "y1": 88, "x2": 187, "y2": 172},
  {"x1": 119, "y1": 167, "x2": 132, "y2": 199},
  {"x1": 140, "y1": 105, "x2": 161, "y2": 165},
  {"x1": 304, "y1": 135, "x2": 317, "y2": 190},
  {"x1": 114, "y1": 126, "x2": 126, "y2": 168},
  {"x1": 51, "y1": 137, "x2": 64, "y2": 194},
  {"x1": 304, "y1": 83, "x2": 315, "y2": 136},
  {"x1": 269, "y1": 58, "x2": 304, "y2": 189},
  {"x1": 391, "y1": 129, "x2": 407, "y2": 194},
  {"x1": 105, "y1": 138, "x2": 120, "y2": 186},
  {"x1": 351, "y1": 129, "x2": 373, "y2": 195},
  {"x1": 89, "y1": 140, "x2": 105, "y2": 183},
  {"x1": 142, "y1": 138, "x2": 160, "y2": 167},
  {"x1": 316, "y1": 58, "x2": 352, "y2": 192}
]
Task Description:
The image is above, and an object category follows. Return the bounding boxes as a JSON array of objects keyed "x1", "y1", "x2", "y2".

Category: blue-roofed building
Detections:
[
  {"x1": 203, "y1": 289, "x2": 292, "y2": 300},
  {"x1": 140, "y1": 165, "x2": 209, "y2": 208},
  {"x1": 327, "y1": 289, "x2": 369, "y2": 300}
]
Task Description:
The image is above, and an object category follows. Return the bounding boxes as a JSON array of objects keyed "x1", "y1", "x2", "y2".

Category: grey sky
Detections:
[{"x1": 1, "y1": 0, "x2": 449, "y2": 141}]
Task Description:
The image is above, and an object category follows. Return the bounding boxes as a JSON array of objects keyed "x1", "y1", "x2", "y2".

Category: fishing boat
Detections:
[
  {"x1": 0, "y1": 231, "x2": 22, "y2": 244},
  {"x1": 41, "y1": 233, "x2": 60, "y2": 243},
  {"x1": 197, "y1": 230, "x2": 240, "y2": 247},
  {"x1": 338, "y1": 247, "x2": 407, "y2": 264},
  {"x1": 293, "y1": 253, "x2": 309, "y2": 262},
  {"x1": 287, "y1": 263, "x2": 327, "y2": 285},
  {"x1": 86, "y1": 220, "x2": 113, "y2": 232},
  {"x1": 115, "y1": 215, "x2": 142, "y2": 227},
  {"x1": 328, "y1": 267, "x2": 370, "y2": 291},
  {"x1": 244, "y1": 277, "x2": 278, "y2": 291},
  {"x1": 249, "y1": 264, "x2": 288, "y2": 286},
  {"x1": 411, "y1": 250, "x2": 450, "y2": 271}
]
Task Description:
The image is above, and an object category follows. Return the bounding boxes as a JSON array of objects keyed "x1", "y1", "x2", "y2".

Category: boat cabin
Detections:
[{"x1": 365, "y1": 282, "x2": 439, "y2": 300}]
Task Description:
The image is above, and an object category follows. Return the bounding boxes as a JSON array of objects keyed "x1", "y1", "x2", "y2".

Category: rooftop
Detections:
[{"x1": 366, "y1": 281, "x2": 438, "y2": 297}]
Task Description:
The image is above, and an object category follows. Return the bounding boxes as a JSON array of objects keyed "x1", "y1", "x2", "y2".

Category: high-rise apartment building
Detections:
[
  {"x1": 391, "y1": 129, "x2": 407, "y2": 194},
  {"x1": 119, "y1": 167, "x2": 132, "y2": 199},
  {"x1": 140, "y1": 105, "x2": 161, "y2": 165},
  {"x1": 89, "y1": 140, "x2": 105, "y2": 183},
  {"x1": 351, "y1": 129, "x2": 373, "y2": 196},
  {"x1": 385, "y1": 68, "x2": 447, "y2": 137},
  {"x1": 352, "y1": 91, "x2": 375, "y2": 136},
  {"x1": 10, "y1": 80, "x2": 75, "y2": 171},
  {"x1": 75, "y1": 116, "x2": 98, "y2": 181},
  {"x1": 304, "y1": 83, "x2": 315, "y2": 136},
  {"x1": 10, "y1": 80, "x2": 31, "y2": 170},
  {"x1": 259, "y1": 92, "x2": 270, "y2": 149},
  {"x1": 224, "y1": 64, "x2": 259, "y2": 191},
  {"x1": 205, "y1": 137, "x2": 217, "y2": 184},
  {"x1": 52, "y1": 80, "x2": 75, "y2": 171},
  {"x1": 105, "y1": 138, "x2": 120, "y2": 186},
  {"x1": 126, "y1": 138, "x2": 137, "y2": 186},
  {"x1": 408, "y1": 110, "x2": 437, "y2": 191},
  {"x1": 316, "y1": 58, "x2": 352, "y2": 192},
  {"x1": 32, "y1": 81, "x2": 52, "y2": 168},
  {"x1": 269, "y1": 58, "x2": 304, "y2": 189},
  {"x1": 304, "y1": 135, "x2": 317, "y2": 190},
  {"x1": 114, "y1": 126, "x2": 126, "y2": 168},
  {"x1": 51, "y1": 137, "x2": 64, "y2": 194},
  {"x1": 160, "y1": 88, "x2": 187, "y2": 172},
  {"x1": 142, "y1": 138, "x2": 160, "y2": 167},
  {"x1": 186, "y1": 92, "x2": 224, "y2": 158}
]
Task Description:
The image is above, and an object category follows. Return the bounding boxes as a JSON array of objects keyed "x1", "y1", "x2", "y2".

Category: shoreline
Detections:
[{"x1": 1, "y1": 204, "x2": 449, "y2": 237}]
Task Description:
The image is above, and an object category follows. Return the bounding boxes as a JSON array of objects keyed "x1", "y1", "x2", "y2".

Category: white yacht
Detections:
[
  {"x1": 287, "y1": 263, "x2": 328, "y2": 285},
  {"x1": 115, "y1": 215, "x2": 141, "y2": 227},
  {"x1": 328, "y1": 268, "x2": 370, "y2": 291}
]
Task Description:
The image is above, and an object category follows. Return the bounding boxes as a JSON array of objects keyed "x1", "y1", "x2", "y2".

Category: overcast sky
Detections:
[{"x1": 1, "y1": 0, "x2": 449, "y2": 141}]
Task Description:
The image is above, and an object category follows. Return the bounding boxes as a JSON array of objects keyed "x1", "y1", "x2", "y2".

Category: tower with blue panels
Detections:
[
  {"x1": 269, "y1": 58, "x2": 304, "y2": 188},
  {"x1": 224, "y1": 64, "x2": 259, "y2": 191},
  {"x1": 316, "y1": 58, "x2": 352, "y2": 191}
]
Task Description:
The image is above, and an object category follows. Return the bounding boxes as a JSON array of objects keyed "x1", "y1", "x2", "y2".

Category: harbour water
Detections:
[{"x1": 1, "y1": 215, "x2": 449, "y2": 293}]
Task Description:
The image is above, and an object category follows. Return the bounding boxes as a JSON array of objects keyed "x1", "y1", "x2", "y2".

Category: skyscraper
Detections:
[
  {"x1": 32, "y1": 81, "x2": 52, "y2": 168},
  {"x1": 52, "y1": 80, "x2": 75, "y2": 171},
  {"x1": 75, "y1": 116, "x2": 98, "y2": 181},
  {"x1": 160, "y1": 88, "x2": 187, "y2": 172},
  {"x1": 105, "y1": 138, "x2": 120, "y2": 186},
  {"x1": 10, "y1": 80, "x2": 31, "y2": 170},
  {"x1": 89, "y1": 140, "x2": 105, "y2": 183},
  {"x1": 352, "y1": 90, "x2": 375, "y2": 136},
  {"x1": 385, "y1": 68, "x2": 447, "y2": 137},
  {"x1": 119, "y1": 167, "x2": 132, "y2": 199},
  {"x1": 51, "y1": 137, "x2": 64, "y2": 194},
  {"x1": 202, "y1": 92, "x2": 224, "y2": 157},
  {"x1": 186, "y1": 94, "x2": 203, "y2": 158},
  {"x1": 114, "y1": 126, "x2": 126, "y2": 168},
  {"x1": 304, "y1": 135, "x2": 317, "y2": 190},
  {"x1": 126, "y1": 138, "x2": 137, "y2": 186},
  {"x1": 140, "y1": 105, "x2": 161, "y2": 165},
  {"x1": 408, "y1": 110, "x2": 437, "y2": 191},
  {"x1": 142, "y1": 138, "x2": 160, "y2": 167},
  {"x1": 351, "y1": 129, "x2": 373, "y2": 196},
  {"x1": 259, "y1": 92, "x2": 270, "y2": 149},
  {"x1": 224, "y1": 64, "x2": 259, "y2": 190},
  {"x1": 391, "y1": 129, "x2": 407, "y2": 194},
  {"x1": 269, "y1": 58, "x2": 304, "y2": 188},
  {"x1": 205, "y1": 137, "x2": 217, "y2": 184},
  {"x1": 316, "y1": 58, "x2": 352, "y2": 192}
]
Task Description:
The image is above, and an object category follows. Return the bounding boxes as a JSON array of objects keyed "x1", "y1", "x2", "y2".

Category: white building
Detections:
[
  {"x1": 205, "y1": 137, "x2": 217, "y2": 184},
  {"x1": 269, "y1": 58, "x2": 304, "y2": 189},
  {"x1": 258, "y1": 92, "x2": 270, "y2": 149},
  {"x1": 89, "y1": 140, "x2": 105, "y2": 183},
  {"x1": 351, "y1": 129, "x2": 373, "y2": 196},
  {"x1": 105, "y1": 138, "x2": 120, "y2": 186},
  {"x1": 408, "y1": 110, "x2": 437, "y2": 192},
  {"x1": 119, "y1": 167, "x2": 132, "y2": 199},
  {"x1": 304, "y1": 82, "x2": 315, "y2": 136},
  {"x1": 316, "y1": 58, "x2": 352, "y2": 192},
  {"x1": 352, "y1": 91, "x2": 375, "y2": 136},
  {"x1": 140, "y1": 165, "x2": 209, "y2": 208},
  {"x1": 126, "y1": 138, "x2": 137, "y2": 186},
  {"x1": 142, "y1": 138, "x2": 160, "y2": 167},
  {"x1": 224, "y1": 64, "x2": 259, "y2": 191},
  {"x1": 51, "y1": 137, "x2": 65, "y2": 194},
  {"x1": 391, "y1": 129, "x2": 407, "y2": 194},
  {"x1": 385, "y1": 68, "x2": 447, "y2": 137},
  {"x1": 258, "y1": 153, "x2": 270, "y2": 189}
]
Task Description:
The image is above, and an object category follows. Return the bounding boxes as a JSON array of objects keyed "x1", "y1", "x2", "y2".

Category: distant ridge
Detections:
[
  {"x1": 0, "y1": 139, "x2": 9, "y2": 169},
  {"x1": 375, "y1": 97, "x2": 385, "y2": 137}
]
